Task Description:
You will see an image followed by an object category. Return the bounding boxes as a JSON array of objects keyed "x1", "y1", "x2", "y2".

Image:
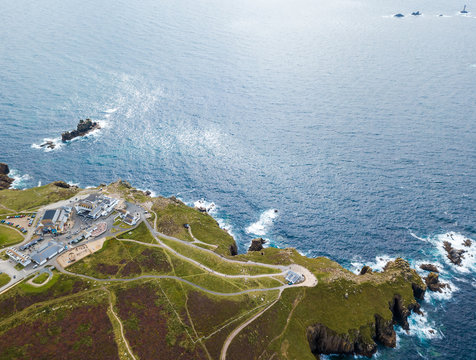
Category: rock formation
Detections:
[
  {"x1": 248, "y1": 238, "x2": 266, "y2": 252},
  {"x1": 62, "y1": 119, "x2": 100, "y2": 142},
  {"x1": 229, "y1": 243, "x2": 238, "y2": 256},
  {"x1": 463, "y1": 239, "x2": 472, "y2": 247},
  {"x1": 443, "y1": 241, "x2": 465, "y2": 266},
  {"x1": 359, "y1": 265, "x2": 373, "y2": 275},
  {"x1": 307, "y1": 258, "x2": 426, "y2": 358},
  {"x1": 424, "y1": 272, "x2": 448, "y2": 293},
  {"x1": 53, "y1": 181, "x2": 71, "y2": 189},
  {"x1": 0, "y1": 163, "x2": 14, "y2": 190},
  {"x1": 420, "y1": 263, "x2": 439, "y2": 273}
]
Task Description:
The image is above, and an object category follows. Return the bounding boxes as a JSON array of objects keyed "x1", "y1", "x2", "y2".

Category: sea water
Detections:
[{"x1": 1, "y1": 0, "x2": 475, "y2": 358}]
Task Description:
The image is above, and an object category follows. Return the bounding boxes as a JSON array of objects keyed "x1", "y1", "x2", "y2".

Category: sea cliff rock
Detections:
[
  {"x1": 248, "y1": 238, "x2": 266, "y2": 252},
  {"x1": 463, "y1": 239, "x2": 472, "y2": 247},
  {"x1": 359, "y1": 265, "x2": 373, "y2": 275},
  {"x1": 420, "y1": 263, "x2": 439, "y2": 273},
  {"x1": 424, "y1": 272, "x2": 448, "y2": 293},
  {"x1": 229, "y1": 243, "x2": 238, "y2": 256},
  {"x1": 307, "y1": 258, "x2": 426, "y2": 358},
  {"x1": 0, "y1": 163, "x2": 14, "y2": 190},
  {"x1": 62, "y1": 119, "x2": 100, "y2": 142},
  {"x1": 53, "y1": 181, "x2": 71, "y2": 189},
  {"x1": 443, "y1": 241, "x2": 465, "y2": 266}
]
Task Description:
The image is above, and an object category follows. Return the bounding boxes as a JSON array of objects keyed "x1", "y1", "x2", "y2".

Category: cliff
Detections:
[{"x1": 0, "y1": 163, "x2": 14, "y2": 190}]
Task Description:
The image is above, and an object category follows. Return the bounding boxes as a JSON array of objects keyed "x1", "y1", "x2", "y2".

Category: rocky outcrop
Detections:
[
  {"x1": 463, "y1": 239, "x2": 472, "y2": 247},
  {"x1": 229, "y1": 243, "x2": 238, "y2": 256},
  {"x1": 0, "y1": 163, "x2": 14, "y2": 190},
  {"x1": 425, "y1": 272, "x2": 448, "y2": 293},
  {"x1": 307, "y1": 258, "x2": 426, "y2": 358},
  {"x1": 62, "y1": 119, "x2": 100, "y2": 142},
  {"x1": 53, "y1": 181, "x2": 71, "y2": 189},
  {"x1": 420, "y1": 263, "x2": 439, "y2": 273},
  {"x1": 359, "y1": 265, "x2": 373, "y2": 275},
  {"x1": 248, "y1": 238, "x2": 266, "y2": 252},
  {"x1": 443, "y1": 241, "x2": 465, "y2": 266}
]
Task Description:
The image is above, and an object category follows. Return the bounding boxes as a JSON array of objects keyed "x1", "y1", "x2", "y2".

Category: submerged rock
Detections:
[
  {"x1": 411, "y1": 11, "x2": 421, "y2": 16},
  {"x1": 443, "y1": 241, "x2": 465, "y2": 266},
  {"x1": 248, "y1": 238, "x2": 266, "y2": 252},
  {"x1": 62, "y1": 118, "x2": 100, "y2": 142},
  {"x1": 420, "y1": 263, "x2": 439, "y2": 273},
  {"x1": 39, "y1": 140, "x2": 56, "y2": 149},
  {"x1": 394, "y1": 13, "x2": 405, "y2": 18}
]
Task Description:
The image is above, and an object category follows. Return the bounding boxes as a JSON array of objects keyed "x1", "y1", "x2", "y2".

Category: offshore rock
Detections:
[
  {"x1": 0, "y1": 163, "x2": 14, "y2": 190},
  {"x1": 443, "y1": 241, "x2": 465, "y2": 266},
  {"x1": 463, "y1": 239, "x2": 472, "y2": 247},
  {"x1": 420, "y1": 263, "x2": 439, "y2": 273},
  {"x1": 248, "y1": 238, "x2": 266, "y2": 252},
  {"x1": 62, "y1": 119, "x2": 100, "y2": 142},
  {"x1": 425, "y1": 272, "x2": 448, "y2": 293}
]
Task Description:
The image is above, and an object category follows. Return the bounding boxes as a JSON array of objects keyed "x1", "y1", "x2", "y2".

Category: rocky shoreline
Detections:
[
  {"x1": 0, "y1": 163, "x2": 14, "y2": 190},
  {"x1": 306, "y1": 258, "x2": 426, "y2": 358}
]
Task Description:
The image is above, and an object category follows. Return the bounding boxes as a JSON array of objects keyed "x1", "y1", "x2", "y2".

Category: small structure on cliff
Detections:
[{"x1": 285, "y1": 271, "x2": 304, "y2": 285}]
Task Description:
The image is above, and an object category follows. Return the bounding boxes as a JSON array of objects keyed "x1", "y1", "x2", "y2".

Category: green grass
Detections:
[
  {"x1": 32, "y1": 272, "x2": 50, "y2": 285},
  {"x1": 0, "y1": 273, "x2": 10, "y2": 287},
  {"x1": 153, "y1": 201, "x2": 236, "y2": 255},
  {"x1": 14, "y1": 263, "x2": 24, "y2": 271},
  {"x1": 117, "y1": 221, "x2": 155, "y2": 243},
  {"x1": 0, "y1": 225, "x2": 23, "y2": 248},
  {"x1": 161, "y1": 237, "x2": 280, "y2": 276},
  {"x1": 0, "y1": 183, "x2": 80, "y2": 212}
]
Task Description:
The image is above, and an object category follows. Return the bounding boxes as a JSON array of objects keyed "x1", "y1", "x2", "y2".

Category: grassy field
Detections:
[
  {"x1": 152, "y1": 199, "x2": 236, "y2": 256},
  {"x1": 117, "y1": 221, "x2": 155, "y2": 243},
  {"x1": 32, "y1": 272, "x2": 50, "y2": 285},
  {"x1": 161, "y1": 237, "x2": 280, "y2": 276},
  {"x1": 0, "y1": 273, "x2": 10, "y2": 287},
  {"x1": 0, "y1": 183, "x2": 80, "y2": 211},
  {"x1": 0, "y1": 225, "x2": 23, "y2": 248},
  {"x1": 68, "y1": 238, "x2": 172, "y2": 279}
]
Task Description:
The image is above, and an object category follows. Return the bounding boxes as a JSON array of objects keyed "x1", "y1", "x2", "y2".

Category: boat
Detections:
[
  {"x1": 460, "y1": 5, "x2": 468, "y2": 14},
  {"x1": 394, "y1": 13, "x2": 405, "y2": 18},
  {"x1": 411, "y1": 11, "x2": 421, "y2": 16}
]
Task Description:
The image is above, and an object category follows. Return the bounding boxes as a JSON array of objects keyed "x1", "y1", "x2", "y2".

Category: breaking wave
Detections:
[
  {"x1": 9, "y1": 169, "x2": 33, "y2": 189},
  {"x1": 245, "y1": 209, "x2": 279, "y2": 237}
]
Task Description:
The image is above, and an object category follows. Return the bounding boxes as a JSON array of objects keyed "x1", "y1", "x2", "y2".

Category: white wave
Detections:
[
  {"x1": 193, "y1": 199, "x2": 216, "y2": 213},
  {"x1": 350, "y1": 255, "x2": 396, "y2": 274},
  {"x1": 415, "y1": 232, "x2": 476, "y2": 274},
  {"x1": 245, "y1": 209, "x2": 278, "y2": 237},
  {"x1": 9, "y1": 169, "x2": 32, "y2": 189},
  {"x1": 397, "y1": 312, "x2": 443, "y2": 341},
  {"x1": 136, "y1": 187, "x2": 157, "y2": 198},
  {"x1": 66, "y1": 181, "x2": 80, "y2": 187},
  {"x1": 31, "y1": 137, "x2": 64, "y2": 152},
  {"x1": 37, "y1": 181, "x2": 42, "y2": 187},
  {"x1": 105, "y1": 108, "x2": 118, "y2": 114}
]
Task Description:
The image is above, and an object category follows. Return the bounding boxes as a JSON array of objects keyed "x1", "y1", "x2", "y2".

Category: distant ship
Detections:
[
  {"x1": 411, "y1": 11, "x2": 421, "y2": 16},
  {"x1": 460, "y1": 5, "x2": 468, "y2": 14}
]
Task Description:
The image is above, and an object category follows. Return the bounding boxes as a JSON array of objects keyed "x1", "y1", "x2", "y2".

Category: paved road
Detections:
[{"x1": 55, "y1": 263, "x2": 286, "y2": 297}]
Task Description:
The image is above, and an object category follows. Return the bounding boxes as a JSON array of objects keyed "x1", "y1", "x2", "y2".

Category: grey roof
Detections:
[
  {"x1": 43, "y1": 209, "x2": 57, "y2": 221},
  {"x1": 285, "y1": 271, "x2": 303, "y2": 284},
  {"x1": 31, "y1": 242, "x2": 64, "y2": 264}
]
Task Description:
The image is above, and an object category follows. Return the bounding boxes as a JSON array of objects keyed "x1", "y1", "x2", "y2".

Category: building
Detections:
[
  {"x1": 285, "y1": 271, "x2": 304, "y2": 285},
  {"x1": 123, "y1": 212, "x2": 140, "y2": 226},
  {"x1": 37, "y1": 207, "x2": 73, "y2": 234},
  {"x1": 30, "y1": 241, "x2": 65, "y2": 265},
  {"x1": 75, "y1": 194, "x2": 119, "y2": 220},
  {"x1": 6, "y1": 248, "x2": 31, "y2": 267}
]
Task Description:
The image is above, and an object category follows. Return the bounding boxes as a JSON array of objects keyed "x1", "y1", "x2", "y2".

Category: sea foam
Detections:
[{"x1": 245, "y1": 209, "x2": 278, "y2": 237}]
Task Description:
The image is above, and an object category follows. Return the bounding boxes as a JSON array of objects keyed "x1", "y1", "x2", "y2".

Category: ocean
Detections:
[{"x1": 1, "y1": 0, "x2": 475, "y2": 358}]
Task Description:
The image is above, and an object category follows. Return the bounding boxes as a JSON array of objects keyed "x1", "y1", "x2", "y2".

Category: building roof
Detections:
[
  {"x1": 285, "y1": 271, "x2": 303, "y2": 284},
  {"x1": 31, "y1": 242, "x2": 64, "y2": 264},
  {"x1": 42, "y1": 209, "x2": 57, "y2": 221}
]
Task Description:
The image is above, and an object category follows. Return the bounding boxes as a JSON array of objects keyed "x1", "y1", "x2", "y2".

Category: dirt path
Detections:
[
  {"x1": 106, "y1": 288, "x2": 137, "y2": 360},
  {"x1": 187, "y1": 226, "x2": 218, "y2": 249},
  {"x1": 220, "y1": 289, "x2": 283, "y2": 360}
]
